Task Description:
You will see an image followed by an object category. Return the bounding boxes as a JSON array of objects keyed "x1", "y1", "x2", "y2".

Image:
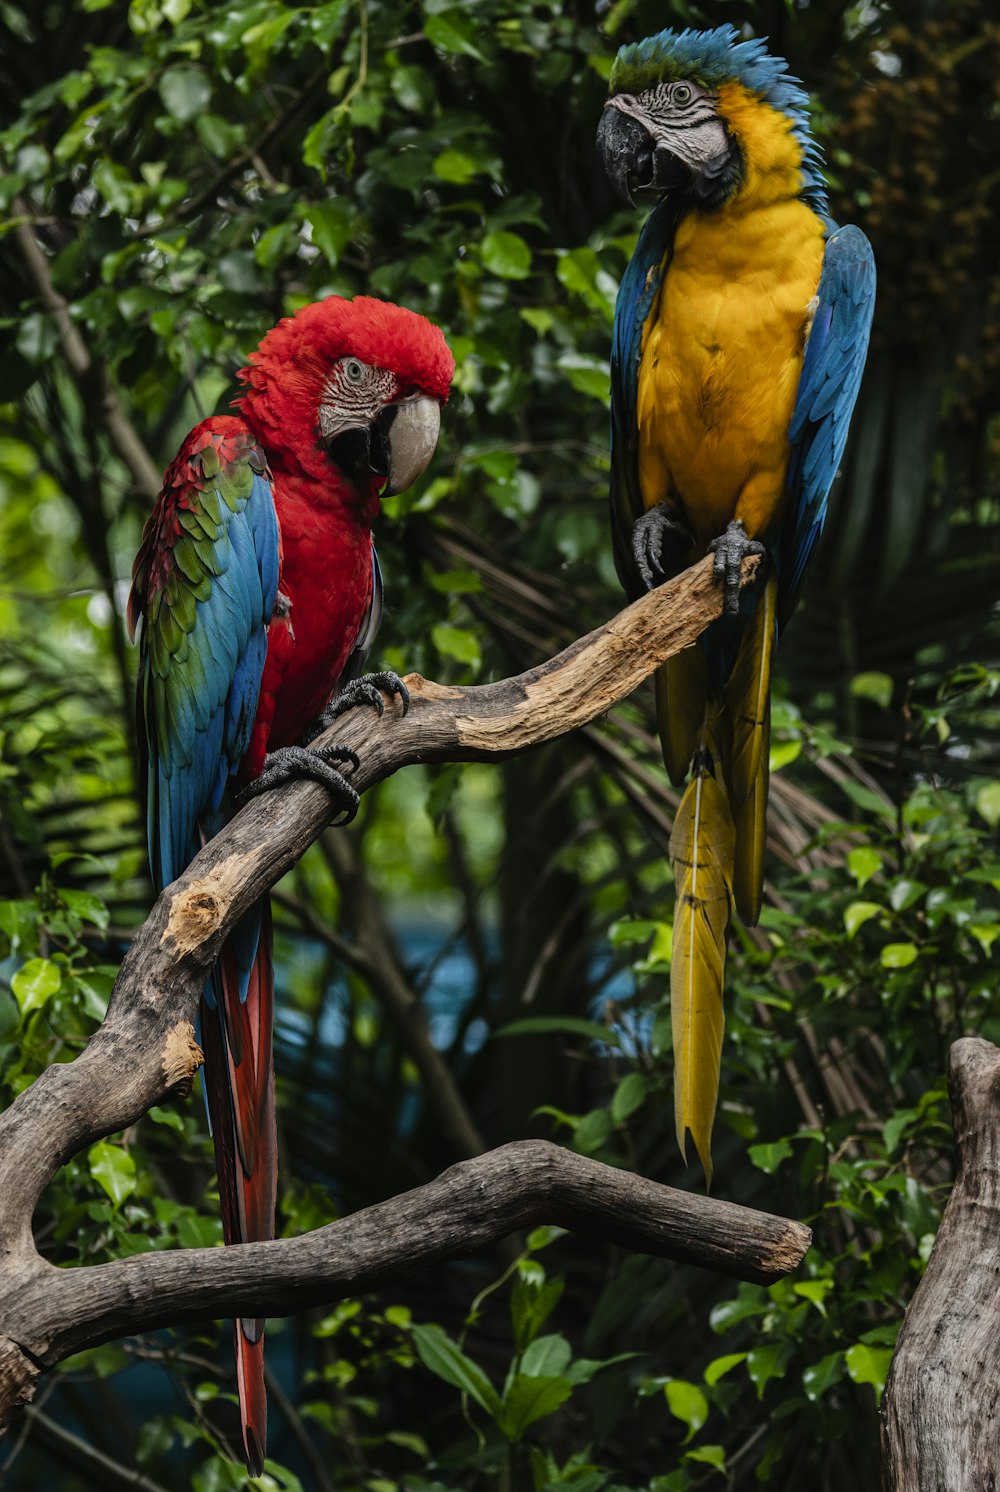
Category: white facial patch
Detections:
[{"x1": 318, "y1": 358, "x2": 399, "y2": 442}]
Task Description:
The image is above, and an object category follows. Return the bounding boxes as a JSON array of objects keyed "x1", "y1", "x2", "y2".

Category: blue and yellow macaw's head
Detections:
[{"x1": 597, "y1": 24, "x2": 827, "y2": 215}]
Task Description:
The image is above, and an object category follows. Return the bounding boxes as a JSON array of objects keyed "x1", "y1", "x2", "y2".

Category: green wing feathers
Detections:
[{"x1": 669, "y1": 729, "x2": 734, "y2": 1185}]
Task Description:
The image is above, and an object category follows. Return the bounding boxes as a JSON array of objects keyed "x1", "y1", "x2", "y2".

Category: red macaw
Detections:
[{"x1": 128, "y1": 296, "x2": 454, "y2": 1474}]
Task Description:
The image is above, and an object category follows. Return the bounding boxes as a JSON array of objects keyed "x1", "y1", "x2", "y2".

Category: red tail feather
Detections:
[{"x1": 201, "y1": 902, "x2": 276, "y2": 1476}]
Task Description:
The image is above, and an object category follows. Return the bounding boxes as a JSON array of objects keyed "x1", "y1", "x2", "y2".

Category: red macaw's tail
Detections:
[
  {"x1": 200, "y1": 899, "x2": 276, "y2": 1478},
  {"x1": 659, "y1": 573, "x2": 778, "y2": 1183}
]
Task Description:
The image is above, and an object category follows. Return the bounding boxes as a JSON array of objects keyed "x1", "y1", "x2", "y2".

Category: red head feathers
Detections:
[{"x1": 234, "y1": 295, "x2": 454, "y2": 475}]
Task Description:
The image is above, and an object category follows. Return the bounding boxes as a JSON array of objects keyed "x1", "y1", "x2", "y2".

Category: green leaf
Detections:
[
  {"x1": 520, "y1": 1333, "x2": 571, "y2": 1378},
  {"x1": 556, "y1": 352, "x2": 611, "y2": 404},
  {"x1": 480, "y1": 230, "x2": 532, "y2": 280},
  {"x1": 88, "y1": 1140, "x2": 136, "y2": 1207},
  {"x1": 158, "y1": 67, "x2": 211, "y2": 122},
  {"x1": 433, "y1": 150, "x2": 479, "y2": 185},
  {"x1": 684, "y1": 1444, "x2": 726, "y2": 1470},
  {"x1": 573, "y1": 1108, "x2": 612, "y2": 1155},
  {"x1": 305, "y1": 199, "x2": 353, "y2": 267},
  {"x1": 423, "y1": 11, "x2": 488, "y2": 61},
  {"x1": 703, "y1": 1352, "x2": 748, "y2": 1386},
  {"x1": 880, "y1": 941, "x2": 919, "y2": 969},
  {"x1": 60, "y1": 889, "x2": 110, "y2": 929},
  {"x1": 747, "y1": 1138, "x2": 792, "y2": 1174},
  {"x1": 11, "y1": 956, "x2": 61, "y2": 1015},
  {"x1": 411, "y1": 1324, "x2": 503, "y2": 1421},
  {"x1": 802, "y1": 1350, "x2": 845, "y2": 1402},
  {"x1": 500, "y1": 1374, "x2": 573, "y2": 1440},
  {"x1": 847, "y1": 846, "x2": 882, "y2": 889},
  {"x1": 850, "y1": 671, "x2": 893, "y2": 709},
  {"x1": 511, "y1": 1273, "x2": 564, "y2": 1351},
  {"x1": 611, "y1": 1072, "x2": 648, "y2": 1124},
  {"x1": 970, "y1": 922, "x2": 1000, "y2": 955},
  {"x1": 495, "y1": 1016, "x2": 620, "y2": 1047},
  {"x1": 664, "y1": 1379, "x2": 708, "y2": 1442},
  {"x1": 843, "y1": 901, "x2": 883, "y2": 938},
  {"x1": 975, "y1": 781, "x2": 1000, "y2": 829},
  {"x1": 431, "y1": 624, "x2": 481, "y2": 668},
  {"x1": 769, "y1": 737, "x2": 803, "y2": 772},
  {"x1": 746, "y1": 1343, "x2": 790, "y2": 1399},
  {"x1": 845, "y1": 1343, "x2": 893, "y2": 1404},
  {"x1": 792, "y1": 1279, "x2": 834, "y2": 1317}
]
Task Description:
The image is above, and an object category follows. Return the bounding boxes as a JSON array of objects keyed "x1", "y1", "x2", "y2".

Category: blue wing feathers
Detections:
[
  {"x1": 780, "y1": 222, "x2": 876, "y2": 627},
  {"x1": 137, "y1": 432, "x2": 280, "y2": 893}
]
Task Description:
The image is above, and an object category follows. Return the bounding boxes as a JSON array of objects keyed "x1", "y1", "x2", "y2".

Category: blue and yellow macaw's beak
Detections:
[{"x1": 597, "y1": 85, "x2": 739, "y2": 209}]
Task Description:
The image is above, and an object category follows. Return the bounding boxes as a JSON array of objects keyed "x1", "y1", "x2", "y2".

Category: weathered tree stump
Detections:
[{"x1": 881, "y1": 1037, "x2": 1000, "y2": 1489}]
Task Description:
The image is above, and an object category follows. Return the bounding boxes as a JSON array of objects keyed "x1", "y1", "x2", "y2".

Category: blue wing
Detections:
[
  {"x1": 609, "y1": 198, "x2": 681, "y2": 600},
  {"x1": 130, "y1": 423, "x2": 280, "y2": 892},
  {"x1": 778, "y1": 222, "x2": 876, "y2": 629}
]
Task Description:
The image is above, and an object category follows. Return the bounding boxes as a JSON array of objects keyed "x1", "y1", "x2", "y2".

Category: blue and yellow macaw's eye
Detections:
[{"x1": 597, "y1": 80, "x2": 740, "y2": 210}]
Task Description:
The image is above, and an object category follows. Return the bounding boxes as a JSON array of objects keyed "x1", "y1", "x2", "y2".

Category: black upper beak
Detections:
[
  {"x1": 597, "y1": 104, "x2": 654, "y2": 207},
  {"x1": 327, "y1": 397, "x2": 441, "y2": 497}
]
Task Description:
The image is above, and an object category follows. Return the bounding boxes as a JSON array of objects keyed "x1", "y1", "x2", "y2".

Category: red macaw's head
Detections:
[{"x1": 234, "y1": 295, "x2": 454, "y2": 496}]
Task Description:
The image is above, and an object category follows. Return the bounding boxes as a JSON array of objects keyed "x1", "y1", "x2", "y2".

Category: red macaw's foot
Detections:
[
  {"x1": 631, "y1": 505, "x2": 695, "y2": 590},
  {"x1": 308, "y1": 669, "x2": 411, "y2": 738},
  {"x1": 236, "y1": 742, "x2": 361, "y2": 822},
  {"x1": 708, "y1": 519, "x2": 766, "y2": 616}
]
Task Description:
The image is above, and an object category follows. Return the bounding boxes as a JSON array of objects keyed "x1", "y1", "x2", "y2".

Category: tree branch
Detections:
[
  {"x1": 13, "y1": 205, "x2": 163, "y2": 503},
  {"x1": 0, "y1": 553, "x2": 797, "y2": 1429},
  {"x1": 881, "y1": 1037, "x2": 1000, "y2": 1490}
]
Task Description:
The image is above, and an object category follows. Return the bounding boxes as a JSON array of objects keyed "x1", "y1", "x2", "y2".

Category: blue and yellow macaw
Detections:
[{"x1": 597, "y1": 26, "x2": 875, "y2": 1179}]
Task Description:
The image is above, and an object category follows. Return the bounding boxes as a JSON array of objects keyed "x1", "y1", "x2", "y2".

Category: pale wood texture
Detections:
[
  {"x1": 881, "y1": 1037, "x2": 1000, "y2": 1490},
  {"x1": 0, "y1": 553, "x2": 805, "y2": 1434}
]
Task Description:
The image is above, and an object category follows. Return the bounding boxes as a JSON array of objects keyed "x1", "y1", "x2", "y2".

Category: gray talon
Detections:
[
  {"x1": 315, "y1": 670, "x2": 410, "y2": 734},
  {"x1": 708, "y1": 520, "x2": 766, "y2": 615},
  {"x1": 631, "y1": 507, "x2": 693, "y2": 592},
  {"x1": 237, "y1": 743, "x2": 361, "y2": 823}
]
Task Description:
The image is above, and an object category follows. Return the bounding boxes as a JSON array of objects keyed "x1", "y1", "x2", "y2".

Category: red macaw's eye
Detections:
[{"x1": 344, "y1": 359, "x2": 365, "y2": 384}]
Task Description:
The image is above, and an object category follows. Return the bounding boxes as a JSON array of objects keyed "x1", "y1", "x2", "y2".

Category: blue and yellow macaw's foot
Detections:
[
  {"x1": 632, "y1": 506, "x2": 695, "y2": 590},
  {"x1": 236, "y1": 743, "x2": 361, "y2": 822},
  {"x1": 309, "y1": 670, "x2": 410, "y2": 738},
  {"x1": 708, "y1": 520, "x2": 766, "y2": 615}
]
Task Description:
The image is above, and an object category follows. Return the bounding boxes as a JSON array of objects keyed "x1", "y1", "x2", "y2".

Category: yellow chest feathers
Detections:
[{"x1": 636, "y1": 85, "x2": 826, "y2": 550}]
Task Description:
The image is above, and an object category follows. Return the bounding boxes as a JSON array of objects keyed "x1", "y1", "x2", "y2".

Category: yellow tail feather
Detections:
[
  {"x1": 731, "y1": 709, "x2": 769, "y2": 926},
  {"x1": 724, "y1": 574, "x2": 777, "y2": 802},
  {"x1": 655, "y1": 647, "x2": 709, "y2": 786},
  {"x1": 669, "y1": 736, "x2": 734, "y2": 1184}
]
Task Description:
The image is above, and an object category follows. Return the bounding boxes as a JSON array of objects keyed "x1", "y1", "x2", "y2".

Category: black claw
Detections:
[
  {"x1": 707, "y1": 520, "x2": 766, "y2": 615},
  {"x1": 236, "y1": 744, "x2": 361, "y2": 823},
  {"x1": 315, "y1": 670, "x2": 410, "y2": 734},
  {"x1": 631, "y1": 507, "x2": 693, "y2": 592}
]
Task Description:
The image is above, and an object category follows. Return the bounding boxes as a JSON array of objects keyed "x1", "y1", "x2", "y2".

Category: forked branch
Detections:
[{"x1": 0, "y1": 553, "x2": 799, "y2": 1430}]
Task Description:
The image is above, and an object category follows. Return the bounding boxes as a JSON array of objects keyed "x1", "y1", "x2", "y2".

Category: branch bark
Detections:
[
  {"x1": 881, "y1": 1037, "x2": 1000, "y2": 1490},
  {"x1": 13, "y1": 206, "x2": 164, "y2": 503},
  {"x1": 0, "y1": 553, "x2": 806, "y2": 1431}
]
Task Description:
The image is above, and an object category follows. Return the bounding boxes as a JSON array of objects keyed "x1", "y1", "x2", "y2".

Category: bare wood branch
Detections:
[
  {"x1": 0, "y1": 553, "x2": 790, "y2": 1429},
  {"x1": 13, "y1": 205, "x2": 164, "y2": 502},
  {"x1": 881, "y1": 1037, "x2": 1000, "y2": 1490},
  {"x1": 3, "y1": 1141, "x2": 809, "y2": 1404}
]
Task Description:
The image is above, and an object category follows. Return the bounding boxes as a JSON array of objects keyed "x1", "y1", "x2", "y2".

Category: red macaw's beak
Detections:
[
  {"x1": 328, "y1": 395, "x2": 442, "y2": 496},
  {"x1": 378, "y1": 395, "x2": 441, "y2": 497}
]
